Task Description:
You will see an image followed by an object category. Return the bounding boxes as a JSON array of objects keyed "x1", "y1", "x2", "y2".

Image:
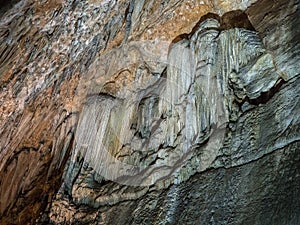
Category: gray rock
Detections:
[{"x1": 0, "y1": 0, "x2": 299, "y2": 224}]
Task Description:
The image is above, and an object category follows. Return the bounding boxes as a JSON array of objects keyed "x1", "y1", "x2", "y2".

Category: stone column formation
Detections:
[{"x1": 0, "y1": 0, "x2": 299, "y2": 224}]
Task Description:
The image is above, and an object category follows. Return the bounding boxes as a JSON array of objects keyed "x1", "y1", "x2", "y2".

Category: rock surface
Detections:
[{"x1": 0, "y1": 0, "x2": 299, "y2": 224}]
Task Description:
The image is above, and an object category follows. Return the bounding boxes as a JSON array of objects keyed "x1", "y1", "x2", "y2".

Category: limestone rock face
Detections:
[{"x1": 0, "y1": 0, "x2": 299, "y2": 224}]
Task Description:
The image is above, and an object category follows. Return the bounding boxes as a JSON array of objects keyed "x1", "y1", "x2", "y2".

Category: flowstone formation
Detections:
[
  {"x1": 0, "y1": 0, "x2": 299, "y2": 224},
  {"x1": 47, "y1": 10, "x2": 298, "y2": 225}
]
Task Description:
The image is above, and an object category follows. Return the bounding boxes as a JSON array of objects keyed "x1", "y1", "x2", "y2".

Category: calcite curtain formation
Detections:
[
  {"x1": 68, "y1": 11, "x2": 282, "y2": 188},
  {"x1": 0, "y1": 0, "x2": 299, "y2": 224}
]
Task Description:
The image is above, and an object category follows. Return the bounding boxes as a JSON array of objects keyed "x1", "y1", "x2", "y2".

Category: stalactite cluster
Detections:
[{"x1": 0, "y1": 0, "x2": 299, "y2": 224}]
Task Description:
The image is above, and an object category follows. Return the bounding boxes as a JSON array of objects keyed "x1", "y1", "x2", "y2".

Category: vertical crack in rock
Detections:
[{"x1": 123, "y1": 0, "x2": 135, "y2": 42}]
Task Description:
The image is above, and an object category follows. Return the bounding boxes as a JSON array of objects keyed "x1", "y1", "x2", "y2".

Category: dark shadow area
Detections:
[
  {"x1": 247, "y1": 78, "x2": 287, "y2": 105},
  {"x1": 171, "y1": 10, "x2": 256, "y2": 45},
  {"x1": 0, "y1": 0, "x2": 21, "y2": 19},
  {"x1": 221, "y1": 10, "x2": 255, "y2": 30}
]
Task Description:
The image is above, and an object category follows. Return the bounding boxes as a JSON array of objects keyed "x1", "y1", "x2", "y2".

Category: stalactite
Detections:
[{"x1": 1, "y1": 0, "x2": 297, "y2": 223}]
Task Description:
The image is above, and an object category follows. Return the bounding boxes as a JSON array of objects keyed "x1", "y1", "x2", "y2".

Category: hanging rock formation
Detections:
[{"x1": 0, "y1": 0, "x2": 299, "y2": 224}]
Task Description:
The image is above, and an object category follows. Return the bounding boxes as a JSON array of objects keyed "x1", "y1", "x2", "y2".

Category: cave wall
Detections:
[{"x1": 0, "y1": 0, "x2": 299, "y2": 224}]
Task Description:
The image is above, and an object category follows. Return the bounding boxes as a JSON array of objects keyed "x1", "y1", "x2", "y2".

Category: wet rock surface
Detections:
[{"x1": 0, "y1": 0, "x2": 299, "y2": 224}]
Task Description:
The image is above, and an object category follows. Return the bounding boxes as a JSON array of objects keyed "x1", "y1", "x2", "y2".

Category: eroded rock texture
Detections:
[{"x1": 0, "y1": 0, "x2": 299, "y2": 224}]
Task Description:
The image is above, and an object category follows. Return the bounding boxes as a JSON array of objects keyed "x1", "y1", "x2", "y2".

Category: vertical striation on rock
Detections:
[{"x1": 0, "y1": 0, "x2": 299, "y2": 224}]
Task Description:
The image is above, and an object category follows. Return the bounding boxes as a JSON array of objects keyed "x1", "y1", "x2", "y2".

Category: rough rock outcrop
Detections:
[{"x1": 0, "y1": 0, "x2": 299, "y2": 224}]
